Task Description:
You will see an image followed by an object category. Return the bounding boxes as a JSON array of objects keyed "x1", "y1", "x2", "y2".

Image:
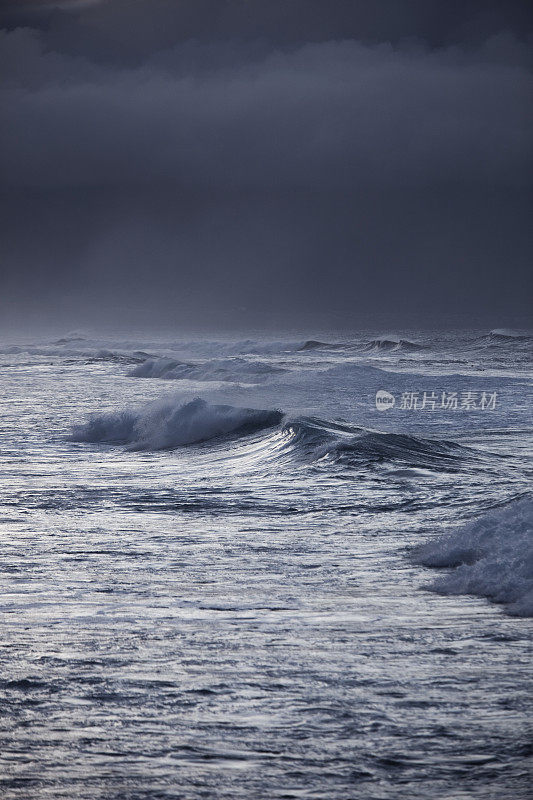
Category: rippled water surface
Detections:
[{"x1": 0, "y1": 329, "x2": 532, "y2": 799}]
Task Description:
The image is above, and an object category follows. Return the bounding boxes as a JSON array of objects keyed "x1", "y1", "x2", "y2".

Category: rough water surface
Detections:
[{"x1": 0, "y1": 329, "x2": 531, "y2": 800}]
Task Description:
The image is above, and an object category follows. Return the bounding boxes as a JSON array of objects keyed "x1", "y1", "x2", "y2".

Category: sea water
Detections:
[{"x1": 0, "y1": 329, "x2": 531, "y2": 799}]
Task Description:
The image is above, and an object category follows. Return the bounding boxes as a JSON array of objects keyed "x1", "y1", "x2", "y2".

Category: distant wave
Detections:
[
  {"x1": 487, "y1": 329, "x2": 532, "y2": 342},
  {"x1": 85, "y1": 349, "x2": 151, "y2": 365},
  {"x1": 52, "y1": 334, "x2": 87, "y2": 345},
  {"x1": 0, "y1": 345, "x2": 75, "y2": 356},
  {"x1": 0, "y1": 344, "x2": 150, "y2": 364},
  {"x1": 363, "y1": 336, "x2": 424, "y2": 352},
  {"x1": 297, "y1": 340, "x2": 345, "y2": 351},
  {"x1": 71, "y1": 397, "x2": 283, "y2": 450},
  {"x1": 129, "y1": 356, "x2": 285, "y2": 382},
  {"x1": 412, "y1": 496, "x2": 533, "y2": 616},
  {"x1": 128, "y1": 357, "x2": 192, "y2": 378}
]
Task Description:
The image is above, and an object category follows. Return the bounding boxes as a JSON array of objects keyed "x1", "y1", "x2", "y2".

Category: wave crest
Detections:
[
  {"x1": 71, "y1": 396, "x2": 473, "y2": 470},
  {"x1": 71, "y1": 397, "x2": 283, "y2": 451}
]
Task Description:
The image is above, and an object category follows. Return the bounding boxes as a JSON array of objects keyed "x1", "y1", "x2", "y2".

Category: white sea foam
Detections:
[
  {"x1": 71, "y1": 397, "x2": 282, "y2": 450},
  {"x1": 413, "y1": 497, "x2": 533, "y2": 616}
]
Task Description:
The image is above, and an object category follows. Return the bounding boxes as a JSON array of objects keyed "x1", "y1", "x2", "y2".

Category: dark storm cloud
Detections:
[
  {"x1": 3, "y1": 1, "x2": 533, "y2": 58},
  {"x1": 0, "y1": 1, "x2": 532, "y2": 328},
  {"x1": 2, "y1": 32, "x2": 532, "y2": 191}
]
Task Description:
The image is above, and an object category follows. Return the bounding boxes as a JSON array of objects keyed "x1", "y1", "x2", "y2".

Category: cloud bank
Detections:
[{"x1": 1, "y1": 1, "x2": 531, "y2": 328}]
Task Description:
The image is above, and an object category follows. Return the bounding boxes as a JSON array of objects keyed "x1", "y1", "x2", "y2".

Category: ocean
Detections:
[{"x1": 0, "y1": 328, "x2": 531, "y2": 799}]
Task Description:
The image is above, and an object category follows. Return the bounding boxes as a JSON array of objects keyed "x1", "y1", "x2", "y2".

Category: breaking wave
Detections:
[
  {"x1": 71, "y1": 397, "x2": 283, "y2": 451},
  {"x1": 363, "y1": 336, "x2": 424, "y2": 352},
  {"x1": 129, "y1": 356, "x2": 285, "y2": 382},
  {"x1": 71, "y1": 393, "x2": 473, "y2": 473},
  {"x1": 412, "y1": 496, "x2": 533, "y2": 616},
  {"x1": 128, "y1": 357, "x2": 193, "y2": 378}
]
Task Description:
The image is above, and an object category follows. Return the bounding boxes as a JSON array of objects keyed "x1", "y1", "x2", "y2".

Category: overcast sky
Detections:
[{"x1": 1, "y1": 0, "x2": 532, "y2": 330}]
